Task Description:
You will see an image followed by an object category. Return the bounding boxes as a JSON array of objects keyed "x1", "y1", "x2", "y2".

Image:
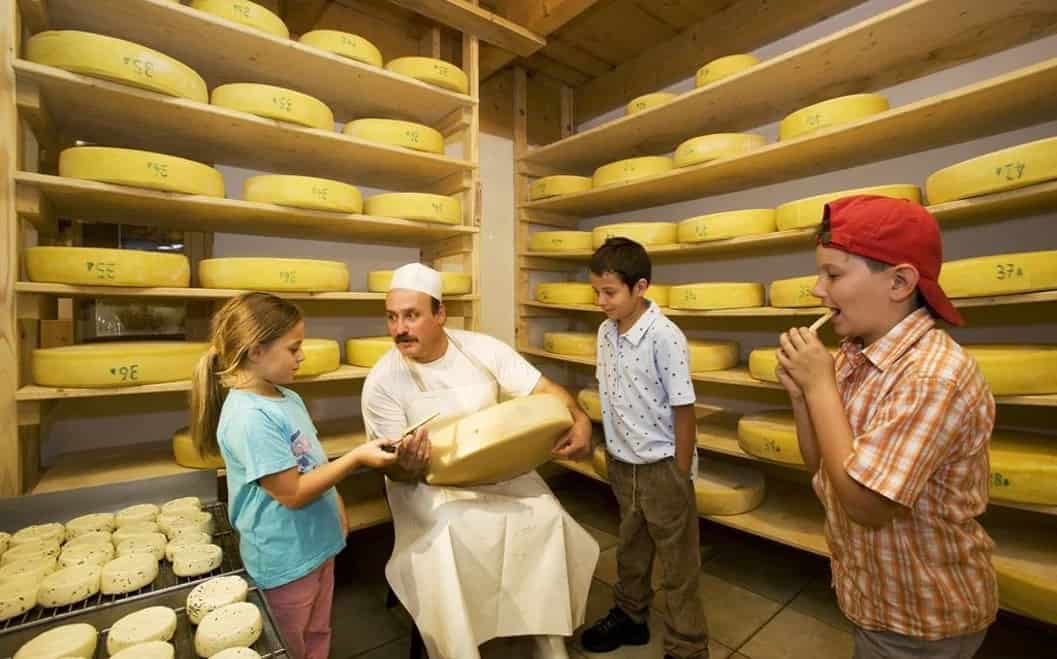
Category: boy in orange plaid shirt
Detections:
[{"x1": 776, "y1": 195, "x2": 997, "y2": 659}]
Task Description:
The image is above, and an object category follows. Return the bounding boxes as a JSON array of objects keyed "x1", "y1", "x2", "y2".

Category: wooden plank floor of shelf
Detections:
[{"x1": 14, "y1": 61, "x2": 474, "y2": 190}]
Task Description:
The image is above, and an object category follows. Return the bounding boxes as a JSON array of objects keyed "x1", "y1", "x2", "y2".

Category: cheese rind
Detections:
[
  {"x1": 299, "y1": 30, "x2": 382, "y2": 67},
  {"x1": 626, "y1": 92, "x2": 677, "y2": 115},
  {"x1": 926, "y1": 137, "x2": 1057, "y2": 204},
  {"x1": 32, "y1": 342, "x2": 207, "y2": 388},
  {"x1": 738, "y1": 412, "x2": 804, "y2": 465},
  {"x1": 59, "y1": 146, "x2": 224, "y2": 197},
  {"x1": 530, "y1": 176, "x2": 593, "y2": 200},
  {"x1": 194, "y1": 602, "x2": 264, "y2": 658},
  {"x1": 100, "y1": 554, "x2": 160, "y2": 595},
  {"x1": 529, "y1": 231, "x2": 593, "y2": 252},
  {"x1": 967, "y1": 345, "x2": 1057, "y2": 395},
  {"x1": 190, "y1": 0, "x2": 290, "y2": 38},
  {"x1": 364, "y1": 193, "x2": 462, "y2": 225},
  {"x1": 385, "y1": 57, "x2": 469, "y2": 94},
  {"x1": 199, "y1": 258, "x2": 350, "y2": 292},
  {"x1": 676, "y1": 209, "x2": 776, "y2": 243},
  {"x1": 780, "y1": 93, "x2": 889, "y2": 141},
  {"x1": 37, "y1": 565, "x2": 102, "y2": 607},
  {"x1": 296, "y1": 339, "x2": 341, "y2": 377},
  {"x1": 11, "y1": 523, "x2": 65, "y2": 547},
  {"x1": 543, "y1": 332, "x2": 596, "y2": 357},
  {"x1": 187, "y1": 576, "x2": 250, "y2": 625},
  {"x1": 536, "y1": 282, "x2": 596, "y2": 305},
  {"x1": 577, "y1": 389, "x2": 602, "y2": 422},
  {"x1": 344, "y1": 119, "x2": 445, "y2": 154},
  {"x1": 769, "y1": 275, "x2": 823, "y2": 308},
  {"x1": 669, "y1": 283, "x2": 765, "y2": 310},
  {"x1": 688, "y1": 341, "x2": 740, "y2": 372},
  {"x1": 989, "y1": 431, "x2": 1057, "y2": 505},
  {"x1": 110, "y1": 641, "x2": 176, "y2": 659},
  {"x1": 775, "y1": 184, "x2": 921, "y2": 231},
  {"x1": 939, "y1": 251, "x2": 1057, "y2": 299},
  {"x1": 674, "y1": 133, "x2": 767, "y2": 168},
  {"x1": 696, "y1": 54, "x2": 760, "y2": 87},
  {"x1": 107, "y1": 606, "x2": 178, "y2": 655},
  {"x1": 13, "y1": 623, "x2": 98, "y2": 659},
  {"x1": 592, "y1": 222, "x2": 677, "y2": 249},
  {"x1": 693, "y1": 459, "x2": 767, "y2": 515},
  {"x1": 345, "y1": 337, "x2": 393, "y2": 368},
  {"x1": 211, "y1": 83, "x2": 334, "y2": 130},
  {"x1": 172, "y1": 544, "x2": 223, "y2": 577},
  {"x1": 65, "y1": 513, "x2": 116, "y2": 538},
  {"x1": 366, "y1": 270, "x2": 470, "y2": 294},
  {"x1": 593, "y1": 156, "x2": 674, "y2": 187},
  {"x1": 243, "y1": 175, "x2": 363, "y2": 213}
]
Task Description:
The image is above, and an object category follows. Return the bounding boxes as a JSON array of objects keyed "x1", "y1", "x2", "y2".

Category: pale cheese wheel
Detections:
[
  {"x1": 674, "y1": 133, "x2": 767, "y2": 168},
  {"x1": 967, "y1": 345, "x2": 1057, "y2": 395},
  {"x1": 58, "y1": 543, "x2": 115, "y2": 570},
  {"x1": 25, "y1": 31, "x2": 207, "y2": 102},
  {"x1": 2, "y1": 540, "x2": 61, "y2": 566},
  {"x1": 0, "y1": 557, "x2": 58, "y2": 583},
  {"x1": 65, "y1": 513, "x2": 116, "y2": 538},
  {"x1": 172, "y1": 427, "x2": 225, "y2": 470},
  {"x1": 989, "y1": 431, "x2": 1057, "y2": 505},
  {"x1": 199, "y1": 257, "x2": 349, "y2": 292},
  {"x1": 688, "y1": 340, "x2": 740, "y2": 372},
  {"x1": 101, "y1": 554, "x2": 159, "y2": 595},
  {"x1": 592, "y1": 444, "x2": 609, "y2": 481},
  {"x1": 676, "y1": 208, "x2": 776, "y2": 244},
  {"x1": 25, "y1": 246, "x2": 191, "y2": 289},
  {"x1": 0, "y1": 573, "x2": 39, "y2": 622},
  {"x1": 577, "y1": 389, "x2": 602, "y2": 422},
  {"x1": 543, "y1": 332, "x2": 595, "y2": 357},
  {"x1": 190, "y1": 0, "x2": 289, "y2": 38},
  {"x1": 926, "y1": 137, "x2": 1057, "y2": 204},
  {"x1": 117, "y1": 533, "x2": 168, "y2": 561},
  {"x1": 939, "y1": 250, "x2": 1057, "y2": 299},
  {"x1": 110, "y1": 641, "x2": 175, "y2": 659},
  {"x1": 669, "y1": 282, "x2": 765, "y2": 310},
  {"x1": 748, "y1": 348, "x2": 781, "y2": 383},
  {"x1": 13, "y1": 623, "x2": 97, "y2": 659},
  {"x1": 694, "y1": 459, "x2": 766, "y2": 515},
  {"x1": 299, "y1": 30, "x2": 382, "y2": 67},
  {"x1": 780, "y1": 93, "x2": 889, "y2": 141},
  {"x1": 59, "y1": 146, "x2": 224, "y2": 197},
  {"x1": 592, "y1": 222, "x2": 677, "y2": 249},
  {"x1": 12, "y1": 523, "x2": 65, "y2": 547},
  {"x1": 296, "y1": 339, "x2": 341, "y2": 377},
  {"x1": 161, "y1": 511, "x2": 214, "y2": 539},
  {"x1": 426, "y1": 394, "x2": 573, "y2": 486},
  {"x1": 186, "y1": 575, "x2": 250, "y2": 625},
  {"x1": 170, "y1": 525, "x2": 215, "y2": 542},
  {"x1": 536, "y1": 282, "x2": 595, "y2": 305},
  {"x1": 593, "y1": 156, "x2": 674, "y2": 187},
  {"x1": 209, "y1": 648, "x2": 262, "y2": 659},
  {"x1": 173, "y1": 544, "x2": 223, "y2": 577},
  {"x1": 107, "y1": 606, "x2": 178, "y2": 655},
  {"x1": 646, "y1": 284, "x2": 671, "y2": 307},
  {"x1": 345, "y1": 337, "x2": 393, "y2": 368},
  {"x1": 385, "y1": 56, "x2": 469, "y2": 94},
  {"x1": 243, "y1": 175, "x2": 363, "y2": 213},
  {"x1": 32, "y1": 342, "x2": 207, "y2": 388},
  {"x1": 696, "y1": 54, "x2": 759, "y2": 87},
  {"x1": 737, "y1": 412, "x2": 804, "y2": 465},
  {"x1": 211, "y1": 83, "x2": 334, "y2": 130},
  {"x1": 626, "y1": 92, "x2": 676, "y2": 116},
  {"x1": 775, "y1": 184, "x2": 922, "y2": 231},
  {"x1": 366, "y1": 269, "x2": 471, "y2": 294},
  {"x1": 161, "y1": 497, "x2": 202, "y2": 516},
  {"x1": 166, "y1": 533, "x2": 213, "y2": 563},
  {"x1": 529, "y1": 231, "x2": 593, "y2": 252},
  {"x1": 37, "y1": 565, "x2": 101, "y2": 607},
  {"x1": 769, "y1": 275, "x2": 823, "y2": 308},
  {"x1": 113, "y1": 522, "x2": 162, "y2": 545},
  {"x1": 363, "y1": 193, "x2": 461, "y2": 225},
  {"x1": 116, "y1": 503, "x2": 160, "y2": 526},
  {"x1": 64, "y1": 531, "x2": 112, "y2": 550},
  {"x1": 0, "y1": 531, "x2": 8, "y2": 557},
  {"x1": 344, "y1": 118, "x2": 444, "y2": 154},
  {"x1": 530, "y1": 176, "x2": 593, "y2": 200}
]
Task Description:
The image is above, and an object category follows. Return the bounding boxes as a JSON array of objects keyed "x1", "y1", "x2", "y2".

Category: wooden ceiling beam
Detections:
[
  {"x1": 479, "y1": 0, "x2": 605, "y2": 80},
  {"x1": 385, "y1": 0, "x2": 546, "y2": 56}
]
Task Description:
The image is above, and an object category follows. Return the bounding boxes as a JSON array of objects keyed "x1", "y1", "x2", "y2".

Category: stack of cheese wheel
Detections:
[
  {"x1": 593, "y1": 156, "x2": 674, "y2": 187},
  {"x1": 696, "y1": 54, "x2": 759, "y2": 87},
  {"x1": 669, "y1": 282, "x2": 765, "y2": 310},
  {"x1": 296, "y1": 339, "x2": 341, "y2": 377},
  {"x1": 364, "y1": 193, "x2": 461, "y2": 225},
  {"x1": 738, "y1": 412, "x2": 804, "y2": 465},
  {"x1": 199, "y1": 257, "x2": 350, "y2": 292},
  {"x1": 243, "y1": 175, "x2": 363, "y2": 213},
  {"x1": 367, "y1": 269, "x2": 471, "y2": 295},
  {"x1": 346, "y1": 336, "x2": 393, "y2": 368},
  {"x1": 299, "y1": 30, "x2": 383, "y2": 67},
  {"x1": 32, "y1": 342, "x2": 207, "y2": 388},
  {"x1": 529, "y1": 231, "x2": 593, "y2": 252},
  {"x1": 25, "y1": 31, "x2": 208, "y2": 102},
  {"x1": 12, "y1": 623, "x2": 99, "y2": 658},
  {"x1": 386, "y1": 56, "x2": 469, "y2": 94},
  {"x1": 536, "y1": 282, "x2": 595, "y2": 305},
  {"x1": 645, "y1": 284, "x2": 671, "y2": 307},
  {"x1": 988, "y1": 431, "x2": 1057, "y2": 505},
  {"x1": 592, "y1": 222, "x2": 677, "y2": 249},
  {"x1": 543, "y1": 332, "x2": 595, "y2": 357},
  {"x1": 939, "y1": 250, "x2": 1057, "y2": 299},
  {"x1": 694, "y1": 458, "x2": 766, "y2": 515},
  {"x1": 577, "y1": 389, "x2": 602, "y2": 422},
  {"x1": 674, "y1": 133, "x2": 766, "y2": 168},
  {"x1": 344, "y1": 119, "x2": 445, "y2": 154},
  {"x1": 769, "y1": 275, "x2": 823, "y2": 308},
  {"x1": 626, "y1": 92, "x2": 676, "y2": 116},
  {"x1": 677, "y1": 209, "x2": 776, "y2": 243},
  {"x1": 191, "y1": 0, "x2": 289, "y2": 38},
  {"x1": 966, "y1": 345, "x2": 1057, "y2": 396},
  {"x1": 779, "y1": 93, "x2": 889, "y2": 141},
  {"x1": 172, "y1": 427, "x2": 224, "y2": 469},
  {"x1": 211, "y1": 83, "x2": 334, "y2": 131},
  {"x1": 59, "y1": 146, "x2": 225, "y2": 197},
  {"x1": 531, "y1": 176, "x2": 593, "y2": 200},
  {"x1": 687, "y1": 340, "x2": 740, "y2": 372},
  {"x1": 926, "y1": 137, "x2": 1057, "y2": 204},
  {"x1": 26, "y1": 246, "x2": 191, "y2": 288},
  {"x1": 775, "y1": 184, "x2": 921, "y2": 231}
]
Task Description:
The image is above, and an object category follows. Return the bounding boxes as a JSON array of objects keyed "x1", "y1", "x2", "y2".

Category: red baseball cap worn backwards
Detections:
[{"x1": 817, "y1": 194, "x2": 963, "y2": 326}]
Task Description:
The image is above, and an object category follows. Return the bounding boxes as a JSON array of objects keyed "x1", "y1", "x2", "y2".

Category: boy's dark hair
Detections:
[
  {"x1": 431, "y1": 298, "x2": 441, "y2": 314},
  {"x1": 589, "y1": 237, "x2": 651, "y2": 290}
]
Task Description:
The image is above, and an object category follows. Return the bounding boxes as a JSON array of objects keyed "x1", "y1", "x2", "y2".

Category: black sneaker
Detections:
[{"x1": 581, "y1": 606, "x2": 650, "y2": 652}]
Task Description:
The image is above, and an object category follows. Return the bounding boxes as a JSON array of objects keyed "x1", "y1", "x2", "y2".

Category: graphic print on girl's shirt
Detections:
[{"x1": 291, "y1": 429, "x2": 315, "y2": 473}]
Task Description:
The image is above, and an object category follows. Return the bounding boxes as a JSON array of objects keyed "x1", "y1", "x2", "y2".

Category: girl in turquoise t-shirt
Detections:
[{"x1": 191, "y1": 292, "x2": 397, "y2": 659}]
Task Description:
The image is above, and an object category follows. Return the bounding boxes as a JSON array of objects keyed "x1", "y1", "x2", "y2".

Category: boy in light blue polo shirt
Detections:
[{"x1": 581, "y1": 237, "x2": 709, "y2": 659}]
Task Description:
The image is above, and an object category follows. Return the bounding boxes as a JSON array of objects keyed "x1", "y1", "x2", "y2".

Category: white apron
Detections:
[{"x1": 384, "y1": 335, "x2": 600, "y2": 659}]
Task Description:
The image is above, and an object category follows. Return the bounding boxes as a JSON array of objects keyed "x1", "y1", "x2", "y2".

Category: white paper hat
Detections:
[{"x1": 390, "y1": 262, "x2": 442, "y2": 300}]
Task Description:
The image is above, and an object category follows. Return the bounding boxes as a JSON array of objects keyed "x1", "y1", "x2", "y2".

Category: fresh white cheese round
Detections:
[
  {"x1": 161, "y1": 496, "x2": 202, "y2": 516},
  {"x1": 0, "y1": 556, "x2": 58, "y2": 582},
  {"x1": 64, "y1": 531, "x2": 112, "y2": 549},
  {"x1": 101, "y1": 554, "x2": 159, "y2": 595},
  {"x1": 165, "y1": 532, "x2": 212, "y2": 563},
  {"x1": 113, "y1": 523, "x2": 162, "y2": 545},
  {"x1": 172, "y1": 544, "x2": 222, "y2": 577},
  {"x1": 209, "y1": 648, "x2": 262, "y2": 659},
  {"x1": 106, "y1": 606, "x2": 177, "y2": 655},
  {"x1": 2, "y1": 540, "x2": 62, "y2": 566},
  {"x1": 13, "y1": 622, "x2": 97, "y2": 659},
  {"x1": 186, "y1": 575, "x2": 249, "y2": 625},
  {"x1": 160, "y1": 510, "x2": 214, "y2": 539},
  {"x1": 194, "y1": 602, "x2": 263, "y2": 658},
  {"x1": 11, "y1": 523, "x2": 65, "y2": 547},
  {"x1": 115, "y1": 503, "x2": 160, "y2": 526},
  {"x1": 58, "y1": 542, "x2": 115, "y2": 569},
  {"x1": 0, "y1": 573, "x2": 39, "y2": 622},
  {"x1": 109, "y1": 640, "x2": 175, "y2": 659},
  {"x1": 37, "y1": 565, "x2": 102, "y2": 607},
  {"x1": 116, "y1": 533, "x2": 168, "y2": 561},
  {"x1": 64, "y1": 512, "x2": 116, "y2": 538}
]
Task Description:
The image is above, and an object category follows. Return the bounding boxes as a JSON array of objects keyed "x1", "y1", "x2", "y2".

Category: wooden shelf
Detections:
[
  {"x1": 521, "y1": 58, "x2": 1057, "y2": 216},
  {"x1": 41, "y1": 0, "x2": 474, "y2": 126},
  {"x1": 521, "y1": 0, "x2": 1057, "y2": 172},
  {"x1": 15, "y1": 61, "x2": 473, "y2": 190}
]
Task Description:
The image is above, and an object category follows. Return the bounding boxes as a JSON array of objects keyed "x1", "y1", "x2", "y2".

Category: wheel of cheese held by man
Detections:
[
  {"x1": 528, "y1": 230, "x2": 593, "y2": 252},
  {"x1": 737, "y1": 412, "x2": 804, "y2": 466},
  {"x1": 107, "y1": 606, "x2": 178, "y2": 655},
  {"x1": 190, "y1": 0, "x2": 289, "y2": 38},
  {"x1": 626, "y1": 92, "x2": 677, "y2": 116},
  {"x1": 211, "y1": 83, "x2": 334, "y2": 130},
  {"x1": 344, "y1": 118, "x2": 445, "y2": 154},
  {"x1": 195, "y1": 602, "x2": 263, "y2": 658},
  {"x1": 364, "y1": 193, "x2": 462, "y2": 225},
  {"x1": 676, "y1": 209, "x2": 776, "y2": 243},
  {"x1": 101, "y1": 554, "x2": 159, "y2": 595},
  {"x1": 32, "y1": 342, "x2": 207, "y2": 388},
  {"x1": 530, "y1": 176, "x2": 593, "y2": 200},
  {"x1": 186, "y1": 575, "x2": 250, "y2": 625},
  {"x1": 591, "y1": 222, "x2": 677, "y2": 249},
  {"x1": 65, "y1": 513, "x2": 115, "y2": 538},
  {"x1": 577, "y1": 389, "x2": 602, "y2": 422},
  {"x1": 385, "y1": 56, "x2": 469, "y2": 94},
  {"x1": 200, "y1": 257, "x2": 349, "y2": 292},
  {"x1": 294, "y1": 339, "x2": 341, "y2": 377},
  {"x1": 543, "y1": 332, "x2": 596, "y2": 357},
  {"x1": 926, "y1": 137, "x2": 1057, "y2": 204},
  {"x1": 966, "y1": 345, "x2": 1057, "y2": 395},
  {"x1": 693, "y1": 458, "x2": 766, "y2": 515},
  {"x1": 645, "y1": 284, "x2": 671, "y2": 307},
  {"x1": 989, "y1": 431, "x2": 1057, "y2": 506},
  {"x1": 58, "y1": 542, "x2": 115, "y2": 570},
  {"x1": 243, "y1": 175, "x2": 363, "y2": 213},
  {"x1": 769, "y1": 275, "x2": 823, "y2": 308},
  {"x1": 25, "y1": 246, "x2": 192, "y2": 288},
  {"x1": 25, "y1": 31, "x2": 208, "y2": 102},
  {"x1": 669, "y1": 282, "x2": 765, "y2": 310},
  {"x1": 299, "y1": 30, "x2": 383, "y2": 67},
  {"x1": 695, "y1": 54, "x2": 760, "y2": 87},
  {"x1": 366, "y1": 269, "x2": 471, "y2": 294},
  {"x1": 593, "y1": 156, "x2": 674, "y2": 188},
  {"x1": 425, "y1": 394, "x2": 573, "y2": 486},
  {"x1": 592, "y1": 444, "x2": 609, "y2": 480},
  {"x1": 673, "y1": 133, "x2": 767, "y2": 168},
  {"x1": 2, "y1": 540, "x2": 61, "y2": 566},
  {"x1": 12, "y1": 623, "x2": 98, "y2": 659},
  {"x1": 536, "y1": 282, "x2": 595, "y2": 305},
  {"x1": 59, "y1": 146, "x2": 225, "y2": 197},
  {"x1": 110, "y1": 641, "x2": 176, "y2": 659},
  {"x1": 0, "y1": 573, "x2": 39, "y2": 622},
  {"x1": 775, "y1": 184, "x2": 921, "y2": 231},
  {"x1": 11, "y1": 523, "x2": 65, "y2": 547},
  {"x1": 37, "y1": 565, "x2": 102, "y2": 607},
  {"x1": 687, "y1": 340, "x2": 740, "y2": 372},
  {"x1": 939, "y1": 250, "x2": 1057, "y2": 299},
  {"x1": 345, "y1": 337, "x2": 393, "y2": 368},
  {"x1": 779, "y1": 93, "x2": 889, "y2": 141}
]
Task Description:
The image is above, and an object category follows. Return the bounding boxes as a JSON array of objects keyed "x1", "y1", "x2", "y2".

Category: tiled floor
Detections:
[{"x1": 332, "y1": 473, "x2": 1057, "y2": 659}]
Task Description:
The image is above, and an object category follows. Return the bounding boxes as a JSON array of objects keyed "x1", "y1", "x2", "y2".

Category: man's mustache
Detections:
[{"x1": 395, "y1": 334, "x2": 417, "y2": 344}]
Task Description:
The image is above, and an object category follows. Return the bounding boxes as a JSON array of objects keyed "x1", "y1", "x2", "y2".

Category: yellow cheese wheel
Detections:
[
  {"x1": 676, "y1": 209, "x2": 776, "y2": 244},
  {"x1": 990, "y1": 525, "x2": 1057, "y2": 625},
  {"x1": 775, "y1": 184, "x2": 922, "y2": 231},
  {"x1": 211, "y1": 83, "x2": 334, "y2": 130},
  {"x1": 367, "y1": 270, "x2": 471, "y2": 295},
  {"x1": 769, "y1": 275, "x2": 823, "y2": 308},
  {"x1": 543, "y1": 332, "x2": 595, "y2": 357},
  {"x1": 593, "y1": 156, "x2": 674, "y2": 187},
  {"x1": 645, "y1": 284, "x2": 670, "y2": 307},
  {"x1": 530, "y1": 176, "x2": 593, "y2": 200},
  {"x1": 779, "y1": 93, "x2": 889, "y2": 141},
  {"x1": 694, "y1": 458, "x2": 766, "y2": 515},
  {"x1": 669, "y1": 282, "x2": 765, "y2": 310},
  {"x1": 673, "y1": 133, "x2": 767, "y2": 168},
  {"x1": 25, "y1": 31, "x2": 208, "y2": 102},
  {"x1": 200, "y1": 258, "x2": 349, "y2": 292},
  {"x1": 967, "y1": 345, "x2": 1057, "y2": 396},
  {"x1": 926, "y1": 137, "x2": 1057, "y2": 204},
  {"x1": 626, "y1": 92, "x2": 676, "y2": 116},
  {"x1": 577, "y1": 389, "x2": 602, "y2": 422},
  {"x1": 688, "y1": 340, "x2": 740, "y2": 372},
  {"x1": 592, "y1": 444, "x2": 609, "y2": 480},
  {"x1": 12, "y1": 623, "x2": 98, "y2": 659},
  {"x1": 939, "y1": 250, "x2": 1057, "y2": 299},
  {"x1": 364, "y1": 193, "x2": 461, "y2": 225},
  {"x1": 385, "y1": 57, "x2": 469, "y2": 94},
  {"x1": 299, "y1": 30, "x2": 382, "y2": 67},
  {"x1": 33, "y1": 342, "x2": 207, "y2": 388},
  {"x1": 345, "y1": 337, "x2": 393, "y2": 367},
  {"x1": 528, "y1": 231, "x2": 593, "y2": 252},
  {"x1": 190, "y1": 0, "x2": 289, "y2": 39},
  {"x1": 695, "y1": 54, "x2": 760, "y2": 87},
  {"x1": 536, "y1": 282, "x2": 595, "y2": 305},
  {"x1": 748, "y1": 348, "x2": 781, "y2": 383},
  {"x1": 343, "y1": 118, "x2": 444, "y2": 154},
  {"x1": 243, "y1": 175, "x2": 363, "y2": 213},
  {"x1": 989, "y1": 431, "x2": 1057, "y2": 505},
  {"x1": 297, "y1": 339, "x2": 340, "y2": 377},
  {"x1": 591, "y1": 222, "x2": 677, "y2": 249},
  {"x1": 172, "y1": 427, "x2": 225, "y2": 470},
  {"x1": 25, "y1": 246, "x2": 190, "y2": 288},
  {"x1": 737, "y1": 412, "x2": 804, "y2": 465},
  {"x1": 59, "y1": 146, "x2": 225, "y2": 197}
]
